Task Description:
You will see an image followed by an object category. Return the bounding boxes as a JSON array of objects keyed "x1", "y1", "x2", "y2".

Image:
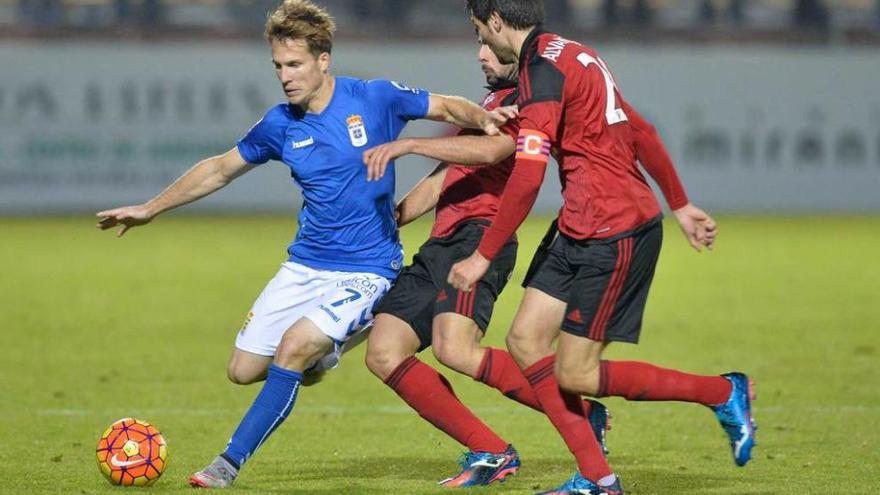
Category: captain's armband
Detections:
[{"x1": 515, "y1": 129, "x2": 551, "y2": 164}]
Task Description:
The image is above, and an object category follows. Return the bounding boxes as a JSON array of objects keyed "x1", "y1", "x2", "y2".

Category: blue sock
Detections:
[{"x1": 223, "y1": 364, "x2": 303, "y2": 468}]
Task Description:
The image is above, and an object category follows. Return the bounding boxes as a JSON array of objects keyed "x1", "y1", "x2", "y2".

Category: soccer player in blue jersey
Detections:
[{"x1": 96, "y1": 0, "x2": 509, "y2": 488}]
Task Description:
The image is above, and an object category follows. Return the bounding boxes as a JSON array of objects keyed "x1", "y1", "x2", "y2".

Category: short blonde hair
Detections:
[{"x1": 265, "y1": 0, "x2": 336, "y2": 57}]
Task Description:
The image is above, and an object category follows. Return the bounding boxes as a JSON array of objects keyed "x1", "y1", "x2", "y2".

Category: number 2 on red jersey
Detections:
[{"x1": 576, "y1": 53, "x2": 628, "y2": 126}]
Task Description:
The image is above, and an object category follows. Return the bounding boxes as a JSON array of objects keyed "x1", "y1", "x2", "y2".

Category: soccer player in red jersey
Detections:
[
  {"x1": 362, "y1": 42, "x2": 611, "y2": 488},
  {"x1": 367, "y1": 2, "x2": 758, "y2": 492},
  {"x1": 433, "y1": 1, "x2": 757, "y2": 493}
]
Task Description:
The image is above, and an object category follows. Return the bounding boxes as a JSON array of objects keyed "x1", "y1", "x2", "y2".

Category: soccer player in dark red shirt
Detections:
[
  {"x1": 363, "y1": 42, "x2": 611, "y2": 488},
  {"x1": 438, "y1": 2, "x2": 757, "y2": 493}
]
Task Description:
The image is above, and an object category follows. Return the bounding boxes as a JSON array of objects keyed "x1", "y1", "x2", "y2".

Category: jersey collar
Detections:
[
  {"x1": 485, "y1": 77, "x2": 517, "y2": 92},
  {"x1": 518, "y1": 24, "x2": 546, "y2": 67}
]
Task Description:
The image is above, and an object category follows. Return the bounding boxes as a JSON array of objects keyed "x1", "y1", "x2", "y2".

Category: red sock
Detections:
[
  {"x1": 524, "y1": 356, "x2": 611, "y2": 484},
  {"x1": 598, "y1": 360, "x2": 732, "y2": 406},
  {"x1": 476, "y1": 349, "x2": 599, "y2": 418},
  {"x1": 385, "y1": 356, "x2": 508, "y2": 453},
  {"x1": 475, "y1": 348, "x2": 542, "y2": 411}
]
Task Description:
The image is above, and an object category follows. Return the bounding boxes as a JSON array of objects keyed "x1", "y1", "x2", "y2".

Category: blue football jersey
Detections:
[{"x1": 237, "y1": 77, "x2": 429, "y2": 279}]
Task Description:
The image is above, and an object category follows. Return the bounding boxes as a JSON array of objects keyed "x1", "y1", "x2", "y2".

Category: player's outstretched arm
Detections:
[
  {"x1": 363, "y1": 134, "x2": 514, "y2": 181},
  {"x1": 425, "y1": 94, "x2": 515, "y2": 135},
  {"x1": 395, "y1": 163, "x2": 449, "y2": 227},
  {"x1": 96, "y1": 148, "x2": 256, "y2": 237},
  {"x1": 407, "y1": 134, "x2": 514, "y2": 167}
]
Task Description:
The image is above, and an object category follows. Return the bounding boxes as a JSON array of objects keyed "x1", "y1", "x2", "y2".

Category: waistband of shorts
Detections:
[
  {"x1": 431, "y1": 218, "x2": 518, "y2": 244},
  {"x1": 288, "y1": 255, "x2": 399, "y2": 280},
  {"x1": 562, "y1": 214, "x2": 663, "y2": 246}
]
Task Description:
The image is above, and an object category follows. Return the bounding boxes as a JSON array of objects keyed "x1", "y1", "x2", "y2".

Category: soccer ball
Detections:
[{"x1": 95, "y1": 418, "x2": 168, "y2": 486}]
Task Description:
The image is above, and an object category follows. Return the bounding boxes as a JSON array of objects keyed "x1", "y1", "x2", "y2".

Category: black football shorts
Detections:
[
  {"x1": 524, "y1": 217, "x2": 662, "y2": 343},
  {"x1": 375, "y1": 220, "x2": 517, "y2": 351}
]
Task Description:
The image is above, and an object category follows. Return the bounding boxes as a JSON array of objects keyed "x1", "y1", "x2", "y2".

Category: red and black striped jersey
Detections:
[
  {"x1": 431, "y1": 86, "x2": 520, "y2": 238},
  {"x1": 478, "y1": 28, "x2": 687, "y2": 260}
]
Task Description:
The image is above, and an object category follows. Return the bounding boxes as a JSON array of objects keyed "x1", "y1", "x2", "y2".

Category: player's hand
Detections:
[
  {"x1": 363, "y1": 139, "x2": 413, "y2": 181},
  {"x1": 448, "y1": 251, "x2": 491, "y2": 292},
  {"x1": 481, "y1": 105, "x2": 518, "y2": 136},
  {"x1": 672, "y1": 203, "x2": 717, "y2": 252},
  {"x1": 96, "y1": 205, "x2": 154, "y2": 237}
]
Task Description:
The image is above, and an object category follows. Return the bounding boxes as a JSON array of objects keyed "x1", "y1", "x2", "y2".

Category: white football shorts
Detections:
[{"x1": 235, "y1": 261, "x2": 392, "y2": 371}]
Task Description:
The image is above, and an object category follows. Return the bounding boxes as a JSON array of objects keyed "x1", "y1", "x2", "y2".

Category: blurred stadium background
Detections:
[
  {"x1": 4, "y1": 0, "x2": 880, "y2": 37},
  {"x1": 1, "y1": 0, "x2": 878, "y2": 214},
  {"x1": 2, "y1": 2, "x2": 879, "y2": 493}
]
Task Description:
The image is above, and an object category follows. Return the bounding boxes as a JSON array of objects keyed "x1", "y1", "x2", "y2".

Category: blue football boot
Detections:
[
  {"x1": 535, "y1": 471, "x2": 624, "y2": 495},
  {"x1": 586, "y1": 399, "x2": 611, "y2": 456},
  {"x1": 438, "y1": 444, "x2": 520, "y2": 487},
  {"x1": 711, "y1": 372, "x2": 757, "y2": 466}
]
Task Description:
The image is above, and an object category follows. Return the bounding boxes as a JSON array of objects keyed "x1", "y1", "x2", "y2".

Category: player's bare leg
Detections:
[
  {"x1": 554, "y1": 333, "x2": 606, "y2": 395},
  {"x1": 226, "y1": 325, "x2": 360, "y2": 388},
  {"x1": 365, "y1": 313, "x2": 421, "y2": 380},
  {"x1": 508, "y1": 289, "x2": 621, "y2": 494},
  {"x1": 191, "y1": 319, "x2": 333, "y2": 489},
  {"x1": 506, "y1": 288, "x2": 564, "y2": 369},
  {"x1": 273, "y1": 319, "x2": 334, "y2": 371},
  {"x1": 227, "y1": 349, "x2": 272, "y2": 385},
  {"x1": 430, "y1": 312, "x2": 484, "y2": 376},
  {"x1": 298, "y1": 325, "x2": 372, "y2": 387}
]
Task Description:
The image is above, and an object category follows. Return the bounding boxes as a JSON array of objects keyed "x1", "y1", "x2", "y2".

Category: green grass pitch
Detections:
[{"x1": 1, "y1": 214, "x2": 877, "y2": 494}]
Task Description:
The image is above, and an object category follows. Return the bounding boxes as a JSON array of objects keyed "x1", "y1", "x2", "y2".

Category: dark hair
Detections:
[{"x1": 466, "y1": 0, "x2": 544, "y2": 29}]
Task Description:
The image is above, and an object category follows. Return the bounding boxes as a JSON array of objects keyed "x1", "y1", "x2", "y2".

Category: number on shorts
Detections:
[{"x1": 330, "y1": 288, "x2": 362, "y2": 307}]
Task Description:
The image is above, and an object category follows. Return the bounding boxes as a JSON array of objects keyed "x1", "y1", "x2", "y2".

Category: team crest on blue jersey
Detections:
[{"x1": 347, "y1": 115, "x2": 368, "y2": 147}]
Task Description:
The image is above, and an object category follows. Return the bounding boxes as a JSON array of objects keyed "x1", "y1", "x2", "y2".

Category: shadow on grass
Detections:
[
  {"x1": 620, "y1": 467, "x2": 768, "y2": 494},
  {"x1": 229, "y1": 455, "x2": 761, "y2": 494}
]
